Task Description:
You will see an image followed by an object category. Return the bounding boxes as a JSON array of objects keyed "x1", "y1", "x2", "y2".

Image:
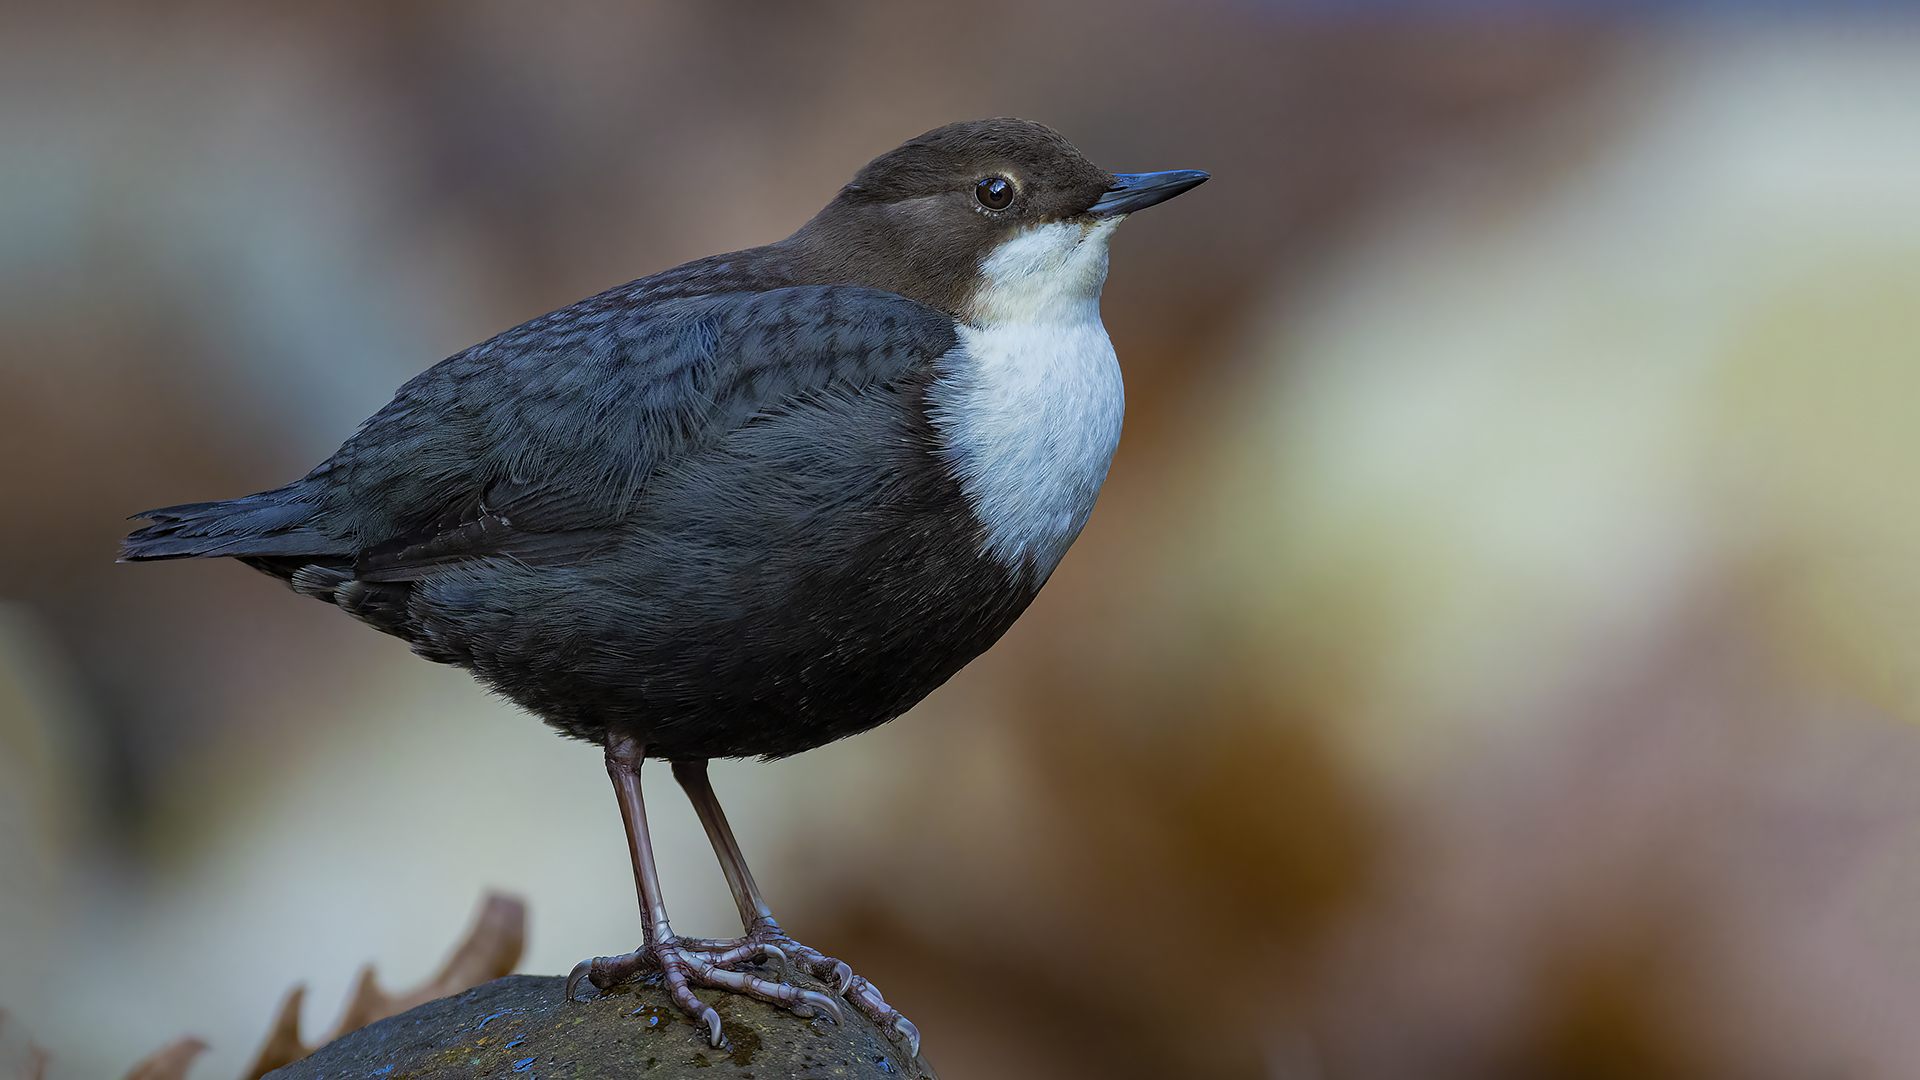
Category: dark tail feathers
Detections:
[{"x1": 121, "y1": 485, "x2": 342, "y2": 561}]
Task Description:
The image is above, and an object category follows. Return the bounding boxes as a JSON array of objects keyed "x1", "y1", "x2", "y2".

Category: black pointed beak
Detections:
[{"x1": 1089, "y1": 170, "x2": 1210, "y2": 217}]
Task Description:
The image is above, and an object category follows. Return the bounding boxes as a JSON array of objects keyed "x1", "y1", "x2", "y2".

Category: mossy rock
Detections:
[{"x1": 267, "y1": 972, "x2": 934, "y2": 1080}]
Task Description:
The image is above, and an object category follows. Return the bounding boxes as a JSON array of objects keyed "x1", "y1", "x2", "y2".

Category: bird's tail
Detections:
[{"x1": 121, "y1": 484, "x2": 340, "y2": 561}]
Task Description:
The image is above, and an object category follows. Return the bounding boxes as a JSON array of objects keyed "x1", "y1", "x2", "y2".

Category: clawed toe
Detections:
[
  {"x1": 565, "y1": 948, "x2": 652, "y2": 1001},
  {"x1": 723, "y1": 923, "x2": 917, "y2": 1056},
  {"x1": 733, "y1": 922, "x2": 854, "y2": 992},
  {"x1": 755, "y1": 942, "x2": 794, "y2": 981},
  {"x1": 687, "y1": 953, "x2": 844, "y2": 1022},
  {"x1": 564, "y1": 959, "x2": 594, "y2": 1002},
  {"x1": 723, "y1": 926, "x2": 918, "y2": 1057},
  {"x1": 570, "y1": 936, "x2": 859, "y2": 1048},
  {"x1": 847, "y1": 975, "x2": 921, "y2": 1060},
  {"x1": 819, "y1": 957, "x2": 854, "y2": 992}
]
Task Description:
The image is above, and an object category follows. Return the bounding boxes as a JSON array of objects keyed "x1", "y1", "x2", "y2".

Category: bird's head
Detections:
[{"x1": 788, "y1": 118, "x2": 1207, "y2": 324}]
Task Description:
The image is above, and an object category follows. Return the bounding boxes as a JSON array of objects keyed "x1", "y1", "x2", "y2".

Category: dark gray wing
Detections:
[
  {"x1": 332, "y1": 285, "x2": 954, "y2": 579},
  {"x1": 124, "y1": 284, "x2": 957, "y2": 574}
]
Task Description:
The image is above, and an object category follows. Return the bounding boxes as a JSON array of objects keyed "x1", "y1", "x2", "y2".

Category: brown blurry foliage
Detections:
[
  {"x1": 810, "y1": 652, "x2": 1382, "y2": 1080},
  {"x1": 109, "y1": 892, "x2": 523, "y2": 1080},
  {"x1": 120, "y1": 1039, "x2": 208, "y2": 1080},
  {"x1": 1511, "y1": 928, "x2": 1711, "y2": 1080},
  {"x1": 239, "y1": 892, "x2": 525, "y2": 1080}
]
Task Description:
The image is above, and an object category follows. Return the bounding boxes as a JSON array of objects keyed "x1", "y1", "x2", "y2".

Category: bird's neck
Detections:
[
  {"x1": 958, "y1": 219, "x2": 1117, "y2": 330},
  {"x1": 777, "y1": 202, "x2": 976, "y2": 316}
]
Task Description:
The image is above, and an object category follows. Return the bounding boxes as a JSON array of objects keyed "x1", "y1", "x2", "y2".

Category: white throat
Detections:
[{"x1": 929, "y1": 218, "x2": 1126, "y2": 581}]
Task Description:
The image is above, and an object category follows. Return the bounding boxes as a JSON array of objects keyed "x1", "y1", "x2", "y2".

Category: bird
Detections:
[{"x1": 122, "y1": 118, "x2": 1207, "y2": 1056}]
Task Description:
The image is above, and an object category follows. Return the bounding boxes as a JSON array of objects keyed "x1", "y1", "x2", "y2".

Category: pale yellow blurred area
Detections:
[
  {"x1": 7, "y1": 6, "x2": 1920, "y2": 1080},
  {"x1": 1220, "y1": 27, "x2": 1920, "y2": 782},
  {"x1": 1190, "y1": 26, "x2": 1920, "y2": 1074}
]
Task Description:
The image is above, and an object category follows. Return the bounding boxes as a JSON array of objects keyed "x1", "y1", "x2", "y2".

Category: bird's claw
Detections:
[
  {"x1": 756, "y1": 942, "x2": 793, "y2": 982},
  {"x1": 733, "y1": 922, "x2": 854, "y2": 993},
  {"x1": 722, "y1": 924, "x2": 914, "y2": 1054},
  {"x1": 821, "y1": 957, "x2": 854, "y2": 993},
  {"x1": 699, "y1": 1005, "x2": 722, "y2": 1047},
  {"x1": 572, "y1": 935, "x2": 855, "y2": 1048},
  {"x1": 800, "y1": 988, "x2": 847, "y2": 1026},
  {"x1": 571, "y1": 922, "x2": 913, "y2": 1054},
  {"x1": 564, "y1": 959, "x2": 593, "y2": 1002},
  {"x1": 701, "y1": 923, "x2": 917, "y2": 1056},
  {"x1": 847, "y1": 975, "x2": 921, "y2": 1060},
  {"x1": 565, "y1": 947, "x2": 653, "y2": 1002}
]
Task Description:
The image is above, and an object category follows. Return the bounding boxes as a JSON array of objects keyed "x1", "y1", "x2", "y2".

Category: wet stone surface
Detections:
[{"x1": 266, "y1": 973, "x2": 935, "y2": 1080}]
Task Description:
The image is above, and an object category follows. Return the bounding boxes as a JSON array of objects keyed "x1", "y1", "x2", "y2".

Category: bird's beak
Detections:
[{"x1": 1088, "y1": 170, "x2": 1210, "y2": 217}]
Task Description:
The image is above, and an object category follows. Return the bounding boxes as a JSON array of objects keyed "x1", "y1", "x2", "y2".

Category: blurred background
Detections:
[{"x1": 4, "y1": 1, "x2": 1920, "y2": 1077}]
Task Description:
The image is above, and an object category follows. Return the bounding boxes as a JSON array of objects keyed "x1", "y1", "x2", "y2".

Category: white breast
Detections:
[{"x1": 928, "y1": 219, "x2": 1126, "y2": 581}]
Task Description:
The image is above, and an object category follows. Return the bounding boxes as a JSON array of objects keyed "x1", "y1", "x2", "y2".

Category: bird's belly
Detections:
[{"x1": 402, "y1": 421, "x2": 1037, "y2": 759}]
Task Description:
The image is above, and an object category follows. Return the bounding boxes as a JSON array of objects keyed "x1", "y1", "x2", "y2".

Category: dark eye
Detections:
[{"x1": 975, "y1": 176, "x2": 1014, "y2": 211}]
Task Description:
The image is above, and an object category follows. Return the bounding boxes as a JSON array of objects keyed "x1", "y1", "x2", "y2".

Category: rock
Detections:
[{"x1": 265, "y1": 973, "x2": 935, "y2": 1080}]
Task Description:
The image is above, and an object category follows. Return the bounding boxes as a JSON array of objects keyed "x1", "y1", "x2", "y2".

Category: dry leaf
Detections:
[
  {"x1": 328, "y1": 891, "x2": 527, "y2": 1038},
  {"x1": 121, "y1": 1038, "x2": 208, "y2": 1080},
  {"x1": 236, "y1": 986, "x2": 308, "y2": 1080},
  {"x1": 110, "y1": 891, "x2": 524, "y2": 1080},
  {"x1": 235, "y1": 891, "x2": 524, "y2": 1080}
]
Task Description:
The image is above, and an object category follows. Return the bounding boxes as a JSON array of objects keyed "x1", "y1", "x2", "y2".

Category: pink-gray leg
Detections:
[
  {"x1": 564, "y1": 739, "x2": 847, "y2": 1047},
  {"x1": 671, "y1": 758, "x2": 922, "y2": 1058}
]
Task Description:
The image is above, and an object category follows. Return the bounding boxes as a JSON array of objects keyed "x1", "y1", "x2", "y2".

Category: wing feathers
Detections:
[{"x1": 121, "y1": 285, "x2": 957, "y2": 597}]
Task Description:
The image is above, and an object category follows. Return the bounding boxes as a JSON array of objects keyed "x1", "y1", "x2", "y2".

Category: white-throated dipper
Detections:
[{"x1": 123, "y1": 118, "x2": 1206, "y2": 1054}]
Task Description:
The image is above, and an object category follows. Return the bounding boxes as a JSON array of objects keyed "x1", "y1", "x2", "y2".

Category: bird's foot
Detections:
[
  {"x1": 564, "y1": 920, "x2": 919, "y2": 1057},
  {"x1": 564, "y1": 933, "x2": 847, "y2": 1048},
  {"x1": 685, "y1": 919, "x2": 921, "y2": 1059}
]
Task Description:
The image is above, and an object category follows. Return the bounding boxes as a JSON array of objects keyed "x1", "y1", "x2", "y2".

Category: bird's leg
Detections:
[
  {"x1": 566, "y1": 737, "x2": 844, "y2": 1047},
  {"x1": 671, "y1": 758, "x2": 921, "y2": 1058},
  {"x1": 671, "y1": 757, "x2": 777, "y2": 933}
]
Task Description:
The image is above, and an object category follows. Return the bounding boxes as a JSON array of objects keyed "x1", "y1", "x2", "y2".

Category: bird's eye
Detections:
[{"x1": 975, "y1": 176, "x2": 1014, "y2": 211}]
